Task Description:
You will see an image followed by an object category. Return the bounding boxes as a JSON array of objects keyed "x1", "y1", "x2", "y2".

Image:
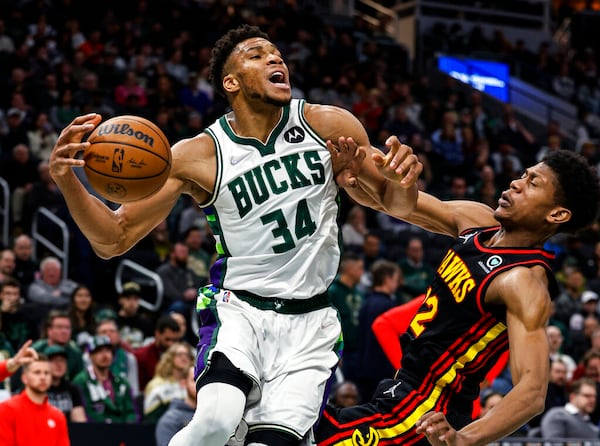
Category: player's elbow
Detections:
[{"x1": 526, "y1": 388, "x2": 547, "y2": 417}]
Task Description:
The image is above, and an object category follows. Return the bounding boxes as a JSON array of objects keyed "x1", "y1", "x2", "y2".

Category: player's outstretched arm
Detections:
[
  {"x1": 330, "y1": 132, "x2": 498, "y2": 238},
  {"x1": 49, "y1": 114, "x2": 195, "y2": 258}
]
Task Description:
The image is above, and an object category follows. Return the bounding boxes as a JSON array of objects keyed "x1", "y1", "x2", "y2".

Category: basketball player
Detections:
[
  {"x1": 48, "y1": 25, "x2": 422, "y2": 446},
  {"x1": 315, "y1": 142, "x2": 600, "y2": 446}
]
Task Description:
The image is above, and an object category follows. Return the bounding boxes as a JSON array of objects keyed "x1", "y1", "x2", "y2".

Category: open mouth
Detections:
[{"x1": 269, "y1": 71, "x2": 287, "y2": 86}]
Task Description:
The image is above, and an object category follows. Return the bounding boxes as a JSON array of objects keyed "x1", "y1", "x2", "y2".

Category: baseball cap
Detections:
[
  {"x1": 121, "y1": 281, "x2": 141, "y2": 296},
  {"x1": 85, "y1": 335, "x2": 112, "y2": 354},
  {"x1": 7, "y1": 108, "x2": 24, "y2": 120},
  {"x1": 94, "y1": 308, "x2": 117, "y2": 323},
  {"x1": 44, "y1": 345, "x2": 68, "y2": 358},
  {"x1": 582, "y1": 290, "x2": 599, "y2": 304}
]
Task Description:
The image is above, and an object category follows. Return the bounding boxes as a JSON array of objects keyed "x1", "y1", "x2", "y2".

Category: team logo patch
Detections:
[
  {"x1": 111, "y1": 147, "x2": 124, "y2": 172},
  {"x1": 47, "y1": 418, "x2": 56, "y2": 428},
  {"x1": 284, "y1": 126, "x2": 305, "y2": 143},
  {"x1": 221, "y1": 291, "x2": 231, "y2": 303},
  {"x1": 351, "y1": 427, "x2": 380, "y2": 446},
  {"x1": 486, "y1": 255, "x2": 503, "y2": 270}
]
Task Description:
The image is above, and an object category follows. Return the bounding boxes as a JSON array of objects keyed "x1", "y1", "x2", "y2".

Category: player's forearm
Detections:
[
  {"x1": 458, "y1": 384, "x2": 545, "y2": 446},
  {"x1": 54, "y1": 171, "x2": 125, "y2": 258}
]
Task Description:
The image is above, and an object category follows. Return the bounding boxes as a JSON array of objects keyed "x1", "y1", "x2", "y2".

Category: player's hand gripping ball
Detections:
[{"x1": 84, "y1": 115, "x2": 171, "y2": 203}]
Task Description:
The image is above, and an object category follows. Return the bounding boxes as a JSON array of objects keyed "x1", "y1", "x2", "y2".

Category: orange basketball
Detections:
[{"x1": 84, "y1": 115, "x2": 171, "y2": 203}]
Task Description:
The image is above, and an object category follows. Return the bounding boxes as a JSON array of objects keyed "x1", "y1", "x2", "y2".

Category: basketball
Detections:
[{"x1": 84, "y1": 115, "x2": 172, "y2": 203}]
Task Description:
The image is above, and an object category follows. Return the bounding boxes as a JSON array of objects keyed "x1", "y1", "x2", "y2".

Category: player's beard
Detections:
[{"x1": 248, "y1": 90, "x2": 291, "y2": 107}]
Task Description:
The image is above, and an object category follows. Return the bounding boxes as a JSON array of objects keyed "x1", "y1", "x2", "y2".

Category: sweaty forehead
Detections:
[{"x1": 233, "y1": 37, "x2": 276, "y2": 54}]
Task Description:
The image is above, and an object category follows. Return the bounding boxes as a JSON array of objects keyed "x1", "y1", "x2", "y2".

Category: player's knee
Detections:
[
  {"x1": 189, "y1": 410, "x2": 239, "y2": 444},
  {"x1": 246, "y1": 429, "x2": 302, "y2": 446}
]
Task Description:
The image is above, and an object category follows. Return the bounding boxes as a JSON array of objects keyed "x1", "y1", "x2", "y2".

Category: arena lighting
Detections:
[{"x1": 438, "y1": 55, "x2": 510, "y2": 103}]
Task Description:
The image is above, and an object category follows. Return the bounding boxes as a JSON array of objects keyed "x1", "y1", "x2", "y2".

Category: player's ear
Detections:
[
  {"x1": 547, "y1": 207, "x2": 571, "y2": 225},
  {"x1": 223, "y1": 74, "x2": 239, "y2": 94}
]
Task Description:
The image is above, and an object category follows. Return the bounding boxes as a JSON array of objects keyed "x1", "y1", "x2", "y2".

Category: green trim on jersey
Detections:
[
  {"x1": 296, "y1": 99, "x2": 327, "y2": 148},
  {"x1": 201, "y1": 127, "x2": 224, "y2": 207},
  {"x1": 218, "y1": 104, "x2": 290, "y2": 155}
]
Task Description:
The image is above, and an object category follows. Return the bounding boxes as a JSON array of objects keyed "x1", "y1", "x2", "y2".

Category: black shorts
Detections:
[{"x1": 315, "y1": 378, "x2": 471, "y2": 446}]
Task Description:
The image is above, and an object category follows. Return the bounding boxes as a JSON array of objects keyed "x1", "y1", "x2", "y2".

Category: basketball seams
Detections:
[
  {"x1": 87, "y1": 140, "x2": 171, "y2": 164},
  {"x1": 116, "y1": 115, "x2": 171, "y2": 154},
  {"x1": 84, "y1": 166, "x2": 167, "y2": 180}
]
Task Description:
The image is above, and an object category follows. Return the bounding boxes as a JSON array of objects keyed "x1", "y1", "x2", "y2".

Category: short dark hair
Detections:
[
  {"x1": 208, "y1": 24, "x2": 269, "y2": 98},
  {"x1": 0, "y1": 277, "x2": 20, "y2": 291},
  {"x1": 156, "y1": 314, "x2": 180, "y2": 333},
  {"x1": 542, "y1": 150, "x2": 600, "y2": 233},
  {"x1": 370, "y1": 260, "x2": 401, "y2": 287}
]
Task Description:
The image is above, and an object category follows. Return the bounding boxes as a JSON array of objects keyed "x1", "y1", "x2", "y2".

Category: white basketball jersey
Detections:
[{"x1": 201, "y1": 99, "x2": 341, "y2": 299}]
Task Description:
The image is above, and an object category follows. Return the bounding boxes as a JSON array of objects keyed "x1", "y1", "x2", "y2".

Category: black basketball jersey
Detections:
[{"x1": 397, "y1": 226, "x2": 557, "y2": 414}]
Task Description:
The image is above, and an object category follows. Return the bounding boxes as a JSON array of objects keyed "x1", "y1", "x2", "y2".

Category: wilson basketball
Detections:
[{"x1": 84, "y1": 115, "x2": 171, "y2": 203}]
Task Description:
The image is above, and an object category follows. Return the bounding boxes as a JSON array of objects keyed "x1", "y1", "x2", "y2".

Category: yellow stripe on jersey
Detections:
[{"x1": 334, "y1": 322, "x2": 507, "y2": 446}]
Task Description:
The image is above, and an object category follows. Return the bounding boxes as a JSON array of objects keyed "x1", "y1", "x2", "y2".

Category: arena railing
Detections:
[
  {"x1": 114, "y1": 258, "x2": 164, "y2": 312},
  {"x1": 0, "y1": 177, "x2": 8, "y2": 248},
  {"x1": 31, "y1": 206, "x2": 69, "y2": 281}
]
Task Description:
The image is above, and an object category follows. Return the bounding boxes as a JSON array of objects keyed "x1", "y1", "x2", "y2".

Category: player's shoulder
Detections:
[
  {"x1": 302, "y1": 102, "x2": 366, "y2": 143},
  {"x1": 172, "y1": 132, "x2": 215, "y2": 158}
]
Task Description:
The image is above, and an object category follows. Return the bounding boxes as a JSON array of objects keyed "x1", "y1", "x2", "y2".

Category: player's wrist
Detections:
[{"x1": 6, "y1": 358, "x2": 17, "y2": 373}]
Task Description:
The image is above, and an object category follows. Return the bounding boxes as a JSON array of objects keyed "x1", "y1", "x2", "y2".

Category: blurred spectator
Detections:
[
  {"x1": 0, "y1": 108, "x2": 29, "y2": 161},
  {"x1": 143, "y1": 342, "x2": 194, "y2": 423},
  {"x1": 569, "y1": 290, "x2": 600, "y2": 335},
  {"x1": 147, "y1": 74, "x2": 179, "y2": 116},
  {"x1": 478, "y1": 389, "x2": 504, "y2": 419},
  {"x1": 168, "y1": 310, "x2": 196, "y2": 347},
  {"x1": 22, "y1": 161, "x2": 67, "y2": 233},
  {"x1": 547, "y1": 325, "x2": 577, "y2": 380},
  {"x1": 382, "y1": 105, "x2": 420, "y2": 145},
  {"x1": 49, "y1": 89, "x2": 79, "y2": 131},
  {"x1": 357, "y1": 232, "x2": 382, "y2": 293},
  {"x1": 73, "y1": 335, "x2": 137, "y2": 424},
  {"x1": 179, "y1": 71, "x2": 212, "y2": 117},
  {"x1": 155, "y1": 241, "x2": 203, "y2": 313},
  {"x1": 0, "y1": 143, "x2": 39, "y2": 228},
  {"x1": 26, "y1": 112, "x2": 58, "y2": 162},
  {"x1": 328, "y1": 381, "x2": 360, "y2": 409},
  {"x1": 571, "y1": 314, "x2": 600, "y2": 363},
  {"x1": 0, "y1": 354, "x2": 70, "y2": 446},
  {"x1": 114, "y1": 70, "x2": 148, "y2": 108},
  {"x1": 398, "y1": 237, "x2": 434, "y2": 298},
  {"x1": 0, "y1": 248, "x2": 16, "y2": 282},
  {"x1": 356, "y1": 260, "x2": 401, "y2": 401},
  {"x1": 66, "y1": 285, "x2": 96, "y2": 349},
  {"x1": 95, "y1": 318, "x2": 140, "y2": 399},
  {"x1": 472, "y1": 164, "x2": 500, "y2": 210},
  {"x1": 155, "y1": 366, "x2": 196, "y2": 446},
  {"x1": 116, "y1": 281, "x2": 153, "y2": 349},
  {"x1": 32, "y1": 310, "x2": 84, "y2": 380},
  {"x1": 134, "y1": 315, "x2": 181, "y2": 392},
  {"x1": 181, "y1": 226, "x2": 212, "y2": 286},
  {"x1": 0, "y1": 278, "x2": 40, "y2": 352},
  {"x1": 27, "y1": 256, "x2": 77, "y2": 310},
  {"x1": 11, "y1": 234, "x2": 38, "y2": 289},
  {"x1": 44, "y1": 345, "x2": 86, "y2": 422},
  {"x1": 541, "y1": 377, "x2": 599, "y2": 439},
  {"x1": 552, "y1": 62, "x2": 576, "y2": 101},
  {"x1": 328, "y1": 253, "x2": 364, "y2": 383},
  {"x1": 125, "y1": 220, "x2": 170, "y2": 270},
  {"x1": 341, "y1": 205, "x2": 368, "y2": 251},
  {"x1": 529, "y1": 358, "x2": 570, "y2": 429},
  {"x1": 554, "y1": 268, "x2": 587, "y2": 328}
]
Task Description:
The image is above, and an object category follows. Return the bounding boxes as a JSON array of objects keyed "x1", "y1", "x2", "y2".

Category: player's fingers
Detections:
[
  {"x1": 397, "y1": 155, "x2": 423, "y2": 187},
  {"x1": 326, "y1": 139, "x2": 339, "y2": 154},
  {"x1": 14, "y1": 339, "x2": 32, "y2": 358}
]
